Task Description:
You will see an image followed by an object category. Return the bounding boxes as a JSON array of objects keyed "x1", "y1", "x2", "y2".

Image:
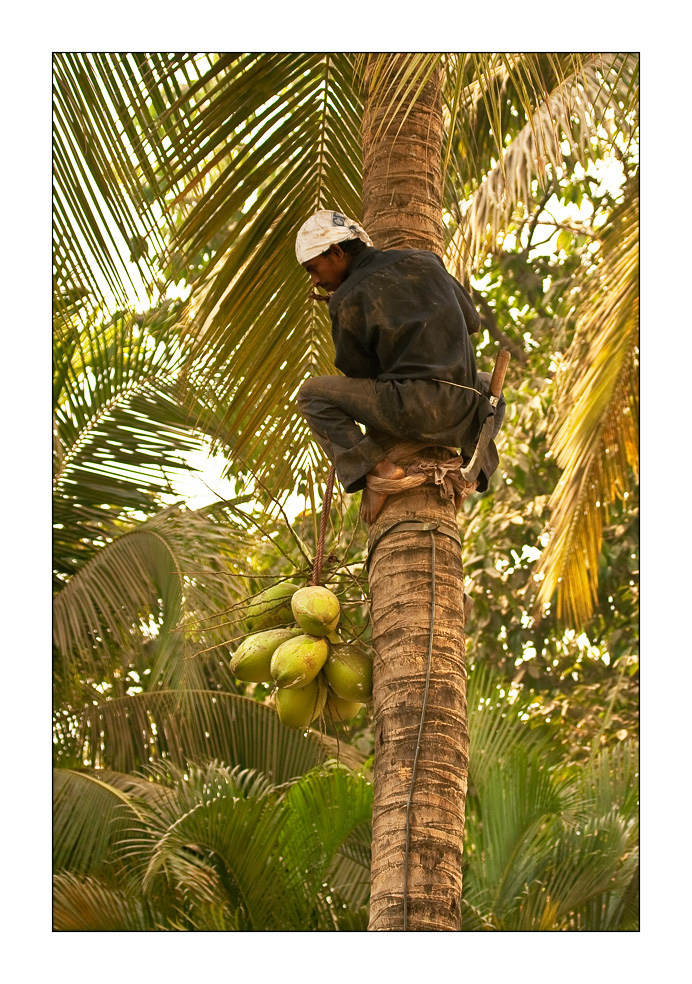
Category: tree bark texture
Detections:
[
  {"x1": 366, "y1": 452, "x2": 469, "y2": 932},
  {"x1": 360, "y1": 55, "x2": 469, "y2": 931},
  {"x1": 361, "y1": 55, "x2": 445, "y2": 256}
]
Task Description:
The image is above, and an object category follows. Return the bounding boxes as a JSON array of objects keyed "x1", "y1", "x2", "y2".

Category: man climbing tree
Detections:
[
  {"x1": 296, "y1": 204, "x2": 509, "y2": 932},
  {"x1": 295, "y1": 209, "x2": 506, "y2": 524}
]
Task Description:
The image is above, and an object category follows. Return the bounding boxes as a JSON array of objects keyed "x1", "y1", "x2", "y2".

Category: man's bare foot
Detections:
[{"x1": 361, "y1": 458, "x2": 406, "y2": 524}]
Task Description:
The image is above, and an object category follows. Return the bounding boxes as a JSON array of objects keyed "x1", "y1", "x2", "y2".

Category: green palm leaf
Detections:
[
  {"x1": 166, "y1": 54, "x2": 364, "y2": 485},
  {"x1": 53, "y1": 303, "x2": 207, "y2": 577},
  {"x1": 53, "y1": 52, "x2": 214, "y2": 326},
  {"x1": 535, "y1": 812, "x2": 637, "y2": 929},
  {"x1": 444, "y1": 53, "x2": 639, "y2": 271},
  {"x1": 53, "y1": 871, "x2": 172, "y2": 931},
  {"x1": 53, "y1": 302, "x2": 269, "y2": 698},
  {"x1": 120, "y1": 762, "x2": 306, "y2": 930},
  {"x1": 54, "y1": 511, "x2": 181, "y2": 677},
  {"x1": 282, "y1": 765, "x2": 373, "y2": 921},
  {"x1": 533, "y1": 175, "x2": 639, "y2": 624},
  {"x1": 53, "y1": 502, "x2": 252, "y2": 698},
  {"x1": 72, "y1": 688, "x2": 365, "y2": 778},
  {"x1": 583, "y1": 739, "x2": 639, "y2": 820},
  {"x1": 119, "y1": 762, "x2": 372, "y2": 931},
  {"x1": 53, "y1": 761, "x2": 374, "y2": 931},
  {"x1": 53, "y1": 768, "x2": 146, "y2": 874},
  {"x1": 467, "y1": 661, "x2": 557, "y2": 791},
  {"x1": 466, "y1": 747, "x2": 578, "y2": 917},
  {"x1": 462, "y1": 738, "x2": 639, "y2": 930}
]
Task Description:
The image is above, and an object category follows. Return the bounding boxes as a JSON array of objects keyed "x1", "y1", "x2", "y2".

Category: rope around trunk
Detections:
[
  {"x1": 310, "y1": 443, "x2": 473, "y2": 587},
  {"x1": 402, "y1": 525, "x2": 436, "y2": 930},
  {"x1": 365, "y1": 441, "x2": 478, "y2": 505}
]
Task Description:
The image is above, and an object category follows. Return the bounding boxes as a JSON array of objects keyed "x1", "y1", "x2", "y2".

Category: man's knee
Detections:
[{"x1": 297, "y1": 376, "x2": 326, "y2": 413}]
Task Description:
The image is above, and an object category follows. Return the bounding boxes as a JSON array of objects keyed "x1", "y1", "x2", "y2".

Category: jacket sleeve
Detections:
[{"x1": 451, "y1": 279, "x2": 481, "y2": 334}]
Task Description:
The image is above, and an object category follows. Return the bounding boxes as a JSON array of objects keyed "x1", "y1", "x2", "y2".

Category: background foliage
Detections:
[{"x1": 52, "y1": 51, "x2": 639, "y2": 931}]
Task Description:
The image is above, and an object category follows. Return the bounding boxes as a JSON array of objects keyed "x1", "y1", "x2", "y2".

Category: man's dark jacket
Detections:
[
  {"x1": 328, "y1": 246, "x2": 482, "y2": 381},
  {"x1": 325, "y1": 245, "x2": 497, "y2": 486}
]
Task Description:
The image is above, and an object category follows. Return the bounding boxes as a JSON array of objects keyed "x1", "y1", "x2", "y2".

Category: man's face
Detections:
[{"x1": 303, "y1": 245, "x2": 352, "y2": 294}]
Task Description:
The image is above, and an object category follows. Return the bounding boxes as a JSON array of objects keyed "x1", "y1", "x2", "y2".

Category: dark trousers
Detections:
[{"x1": 297, "y1": 373, "x2": 505, "y2": 493}]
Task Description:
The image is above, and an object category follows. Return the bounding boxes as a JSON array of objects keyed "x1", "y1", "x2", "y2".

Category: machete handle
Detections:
[
  {"x1": 459, "y1": 349, "x2": 511, "y2": 484},
  {"x1": 489, "y1": 349, "x2": 510, "y2": 400}
]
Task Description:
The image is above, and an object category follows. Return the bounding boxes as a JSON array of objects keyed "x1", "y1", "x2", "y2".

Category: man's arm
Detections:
[
  {"x1": 428, "y1": 253, "x2": 481, "y2": 335},
  {"x1": 451, "y1": 279, "x2": 481, "y2": 335}
]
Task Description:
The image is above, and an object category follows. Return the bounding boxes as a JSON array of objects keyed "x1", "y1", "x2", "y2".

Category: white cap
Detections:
[{"x1": 295, "y1": 209, "x2": 372, "y2": 265}]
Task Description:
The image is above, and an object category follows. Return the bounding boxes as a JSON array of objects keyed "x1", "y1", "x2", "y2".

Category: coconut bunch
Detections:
[{"x1": 230, "y1": 583, "x2": 373, "y2": 730}]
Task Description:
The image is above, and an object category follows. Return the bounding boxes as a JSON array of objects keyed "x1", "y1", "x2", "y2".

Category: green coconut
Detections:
[
  {"x1": 230, "y1": 627, "x2": 301, "y2": 683},
  {"x1": 325, "y1": 690, "x2": 364, "y2": 723},
  {"x1": 291, "y1": 585, "x2": 341, "y2": 636},
  {"x1": 275, "y1": 675, "x2": 328, "y2": 729},
  {"x1": 324, "y1": 643, "x2": 373, "y2": 702},
  {"x1": 270, "y1": 634, "x2": 329, "y2": 689},
  {"x1": 244, "y1": 582, "x2": 300, "y2": 631}
]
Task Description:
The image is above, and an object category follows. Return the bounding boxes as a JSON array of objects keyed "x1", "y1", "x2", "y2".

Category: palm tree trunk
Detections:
[
  {"x1": 361, "y1": 55, "x2": 444, "y2": 256},
  {"x1": 361, "y1": 55, "x2": 469, "y2": 932},
  {"x1": 367, "y1": 480, "x2": 469, "y2": 931}
]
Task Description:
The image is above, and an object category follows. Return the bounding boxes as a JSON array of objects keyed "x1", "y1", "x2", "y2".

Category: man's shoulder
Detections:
[
  {"x1": 329, "y1": 246, "x2": 453, "y2": 312},
  {"x1": 365, "y1": 249, "x2": 455, "y2": 292},
  {"x1": 346, "y1": 247, "x2": 447, "y2": 288},
  {"x1": 370, "y1": 247, "x2": 444, "y2": 269}
]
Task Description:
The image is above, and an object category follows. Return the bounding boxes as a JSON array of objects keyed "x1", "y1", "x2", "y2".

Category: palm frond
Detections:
[
  {"x1": 54, "y1": 511, "x2": 179, "y2": 669},
  {"x1": 53, "y1": 871, "x2": 172, "y2": 931},
  {"x1": 462, "y1": 738, "x2": 639, "y2": 930},
  {"x1": 356, "y1": 53, "x2": 440, "y2": 131},
  {"x1": 444, "y1": 53, "x2": 639, "y2": 271},
  {"x1": 53, "y1": 303, "x2": 205, "y2": 568},
  {"x1": 116, "y1": 761, "x2": 372, "y2": 931},
  {"x1": 53, "y1": 302, "x2": 270, "y2": 692},
  {"x1": 533, "y1": 176, "x2": 639, "y2": 624},
  {"x1": 156, "y1": 53, "x2": 364, "y2": 487},
  {"x1": 466, "y1": 747, "x2": 579, "y2": 917},
  {"x1": 507, "y1": 785, "x2": 638, "y2": 932},
  {"x1": 122, "y1": 762, "x2": 305, "y2": 930},
  {"x1": 73, "y1": 688, "x2": 365, "y2": 778},
  {"x1": 53, "y1": 502, "x2": 250, "y2": 695},
  {"x1": 53, "y1": 52, "x2": 216, "y2": 327},
  {"x1": 53, "y1": 768, "x2": 146, "y2": 874},
  {"x1": 282, "y1": 765, "x2": 373, "y2": 921},
  {"x1": 466, "y1": 661, "x2": 556, "y2": 791},
  {"x1": 583, "y1": 740, "x2": 639, "y2": 821}
]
